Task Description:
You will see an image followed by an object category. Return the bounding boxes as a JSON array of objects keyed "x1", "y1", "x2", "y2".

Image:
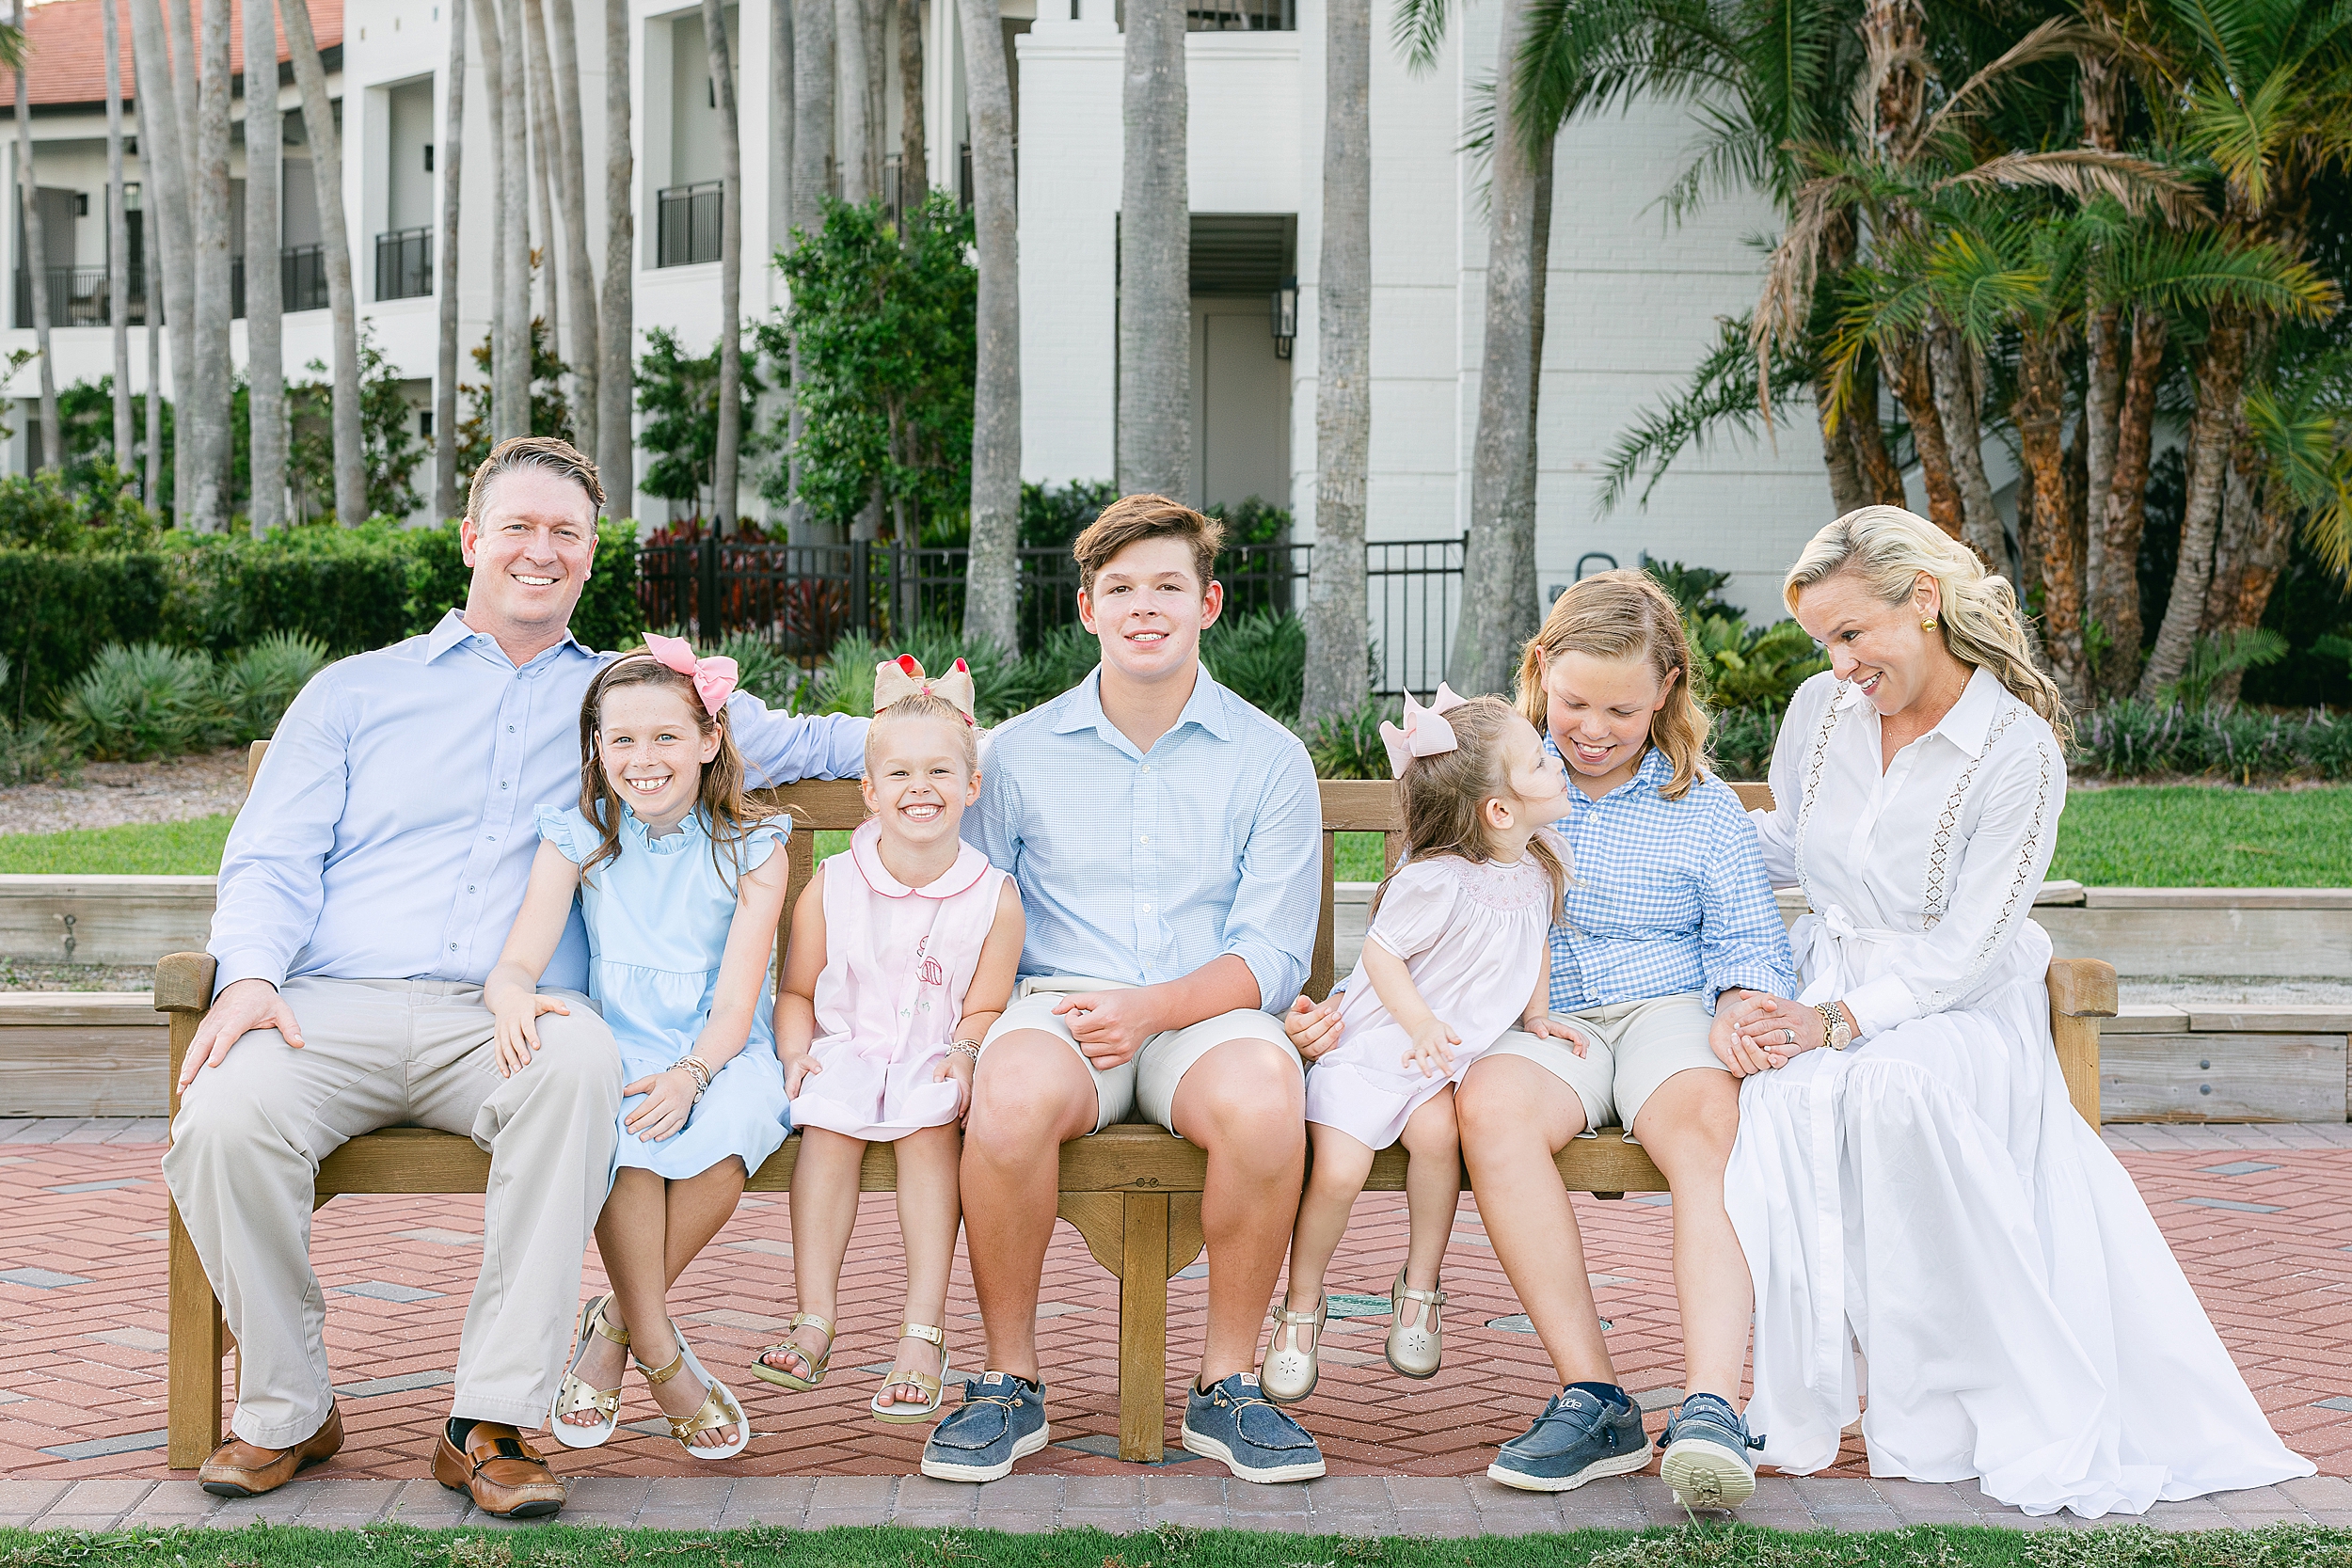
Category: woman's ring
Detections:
[{"x1": 1783, "y1": 1028, "x2": 1796, "y2": 1047}]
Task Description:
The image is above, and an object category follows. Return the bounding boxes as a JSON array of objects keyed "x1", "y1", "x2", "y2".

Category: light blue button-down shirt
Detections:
[
  {"x1": 967, "y1": 666, "x2": 1322, "y2": 1011},
  {"x1": 1545, "y1": 736, "x2": 1796, "y2": 1015},
  {"x1": 209, "y1": 610, "x2": 869, "y2": 995}
]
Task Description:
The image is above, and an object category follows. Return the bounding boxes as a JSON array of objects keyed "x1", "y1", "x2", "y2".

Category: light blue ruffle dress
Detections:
[{"x1": 536, "y1": 802, "x2": 793, "y2": 1180}]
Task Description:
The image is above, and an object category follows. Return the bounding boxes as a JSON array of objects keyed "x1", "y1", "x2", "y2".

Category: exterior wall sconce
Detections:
[{"x1": 1269, "y1": 276, "x2": 1297, "y2": 359}]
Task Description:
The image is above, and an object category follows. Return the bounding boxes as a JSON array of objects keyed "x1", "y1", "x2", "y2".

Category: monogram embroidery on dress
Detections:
[
  {"x1": 1921, "y1": 705, "x2": 2023, "y2": 929},
  {"x1": 915, "y1": 934, "x2": 946, "y2": 989}
]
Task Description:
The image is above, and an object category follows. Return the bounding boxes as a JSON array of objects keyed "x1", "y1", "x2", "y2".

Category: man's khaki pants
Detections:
[{"x1": 162, "y1": 977, "x2": 622, "y2": 1448}]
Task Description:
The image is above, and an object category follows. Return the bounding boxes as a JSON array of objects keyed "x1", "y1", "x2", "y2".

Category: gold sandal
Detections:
[
  {"x1": 750, "y1": 1312, "x2": 834, "y2": 1391},
  {"x1": 548, "y1": 1294, "x2": 628, "y2": 1449},
  {"x1": 636, "y1": 1324, "x2": 750, "y2": 1461},
  {"x1": 869, "y1": 1323, "x2": 950, "y2": 1424}
]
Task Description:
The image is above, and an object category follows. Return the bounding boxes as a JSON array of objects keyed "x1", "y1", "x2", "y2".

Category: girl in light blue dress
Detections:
[{"x1": 484, "y1": 635, "x2": 793, "y2": 1463}]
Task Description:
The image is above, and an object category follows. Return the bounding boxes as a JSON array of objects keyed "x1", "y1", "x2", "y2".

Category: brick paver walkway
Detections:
[{"x1": 3, "y1": 1118, "x2": 2349, "y2": 1533}]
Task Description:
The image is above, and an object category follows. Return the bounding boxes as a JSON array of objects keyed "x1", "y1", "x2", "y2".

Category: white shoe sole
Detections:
[
  {"x1": 918, "y1": 1419, "x2": 1051, "y2": 1482},
  {"x1": 1660, "y1": 1437, "x2": 1756, "y2": 1509},
  {"x1": 1485, "y1": 1439, "x2": 1652, "y2": 1493},
  {"x1": 1180, "y1": 1421, "x2": 1327, "y2": 1483}
]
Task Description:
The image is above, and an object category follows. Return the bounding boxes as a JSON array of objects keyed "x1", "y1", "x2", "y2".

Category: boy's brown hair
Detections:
[
  {"x1": 1072, "y1": 493, "x2": 1226, "y2": 594},
  {"x1": 1514, "y1": 569, "x2": 1712, "y2": 800}
]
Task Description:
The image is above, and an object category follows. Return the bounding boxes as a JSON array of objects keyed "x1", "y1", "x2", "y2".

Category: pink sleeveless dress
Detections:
[{"x1": 791, "y1": 818, "x2": 1009, "y2": 1142}]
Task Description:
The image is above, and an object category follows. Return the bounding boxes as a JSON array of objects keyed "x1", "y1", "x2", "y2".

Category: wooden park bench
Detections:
[{"x1": 157, "y1": 746, "x2": 2118, "y2": 1469}]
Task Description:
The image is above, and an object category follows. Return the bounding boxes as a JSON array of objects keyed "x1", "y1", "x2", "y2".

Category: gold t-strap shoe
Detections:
[
  {"x1": 1385, "y1": 1268, "x2": 1446, "y2": 1380},
  {"x1": 870, "y1": 1323, "x2": 951, "y2": 1424},
  {"x1": 548, "y1": 1294, "x2": 628, "y2": 1449},
  {"x1": 750, "y1": 1312, "x2": 835, "y2": 1391},
  {"x1": 637, "y1": 1324, "x2": 751, "y2": 1462}
]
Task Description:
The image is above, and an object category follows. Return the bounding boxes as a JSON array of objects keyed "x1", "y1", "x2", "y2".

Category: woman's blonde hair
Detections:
[
  {"x1": 577, "y1": 652, "x2": 780, "y2": 883},
  {"x1": 1783, "y1": 505, "x2": 2072, "y2": 744},
  {"x1": 1370, "y1": 696, "x2": 1569, "y2": 920},
  {"x1": 1513, "y1": 569, "x2": 1710, "y2": 800}
]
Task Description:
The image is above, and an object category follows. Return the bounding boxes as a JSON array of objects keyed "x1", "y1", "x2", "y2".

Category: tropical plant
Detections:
[
  {"x1": 458, "y1": 316, "x2": 579, "y2": 484},
  {"x1": 0, "y1": 654, "x2": 78, "y2": 785},
  {"x1": 213, "y1": 632, "x2": 331, "y2": 742},
  {"x1": 1643, "y1": 558, "x2": 1742, "y2": 620},
  {"x1": 636, "y1": 327, "x2": 766, "y2": 523},
  {"x1": 1201, "y1": 609, "x2": 1308, "y2": 721},
  {"x1": 57, "y1": 642, "x2": 221, "y2": 761},
  {"x1": 2159, "y1": 627, "x2": 2288, "y2": 710},
  {"x1": 293, "y1": 328, "x2": 431, "y2": 523},
  {"x1": 1021, "y1": 481, "x2": 1120, "y2": 549},
  {"x1": 808, "y1": 622, "x2": 1024, "y2": 724},
  {"x1": 0, "y1": 465, "x2": 162, "y2": 553},
  {"x1": 1303, "y1": 691, "x2": 1402, "y2": 780},
  {"x1": 1684, "y1": 611, "x2": 1828, "y2": 713}
]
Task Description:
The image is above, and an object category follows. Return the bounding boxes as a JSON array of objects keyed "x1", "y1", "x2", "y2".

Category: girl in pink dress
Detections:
[
  {"x1": 1263, "y1": 689, "x2": 1576, "y2": 1402},
  {"x1": 751, "y1": 658, "x2": 1025, "y2": 1425}
]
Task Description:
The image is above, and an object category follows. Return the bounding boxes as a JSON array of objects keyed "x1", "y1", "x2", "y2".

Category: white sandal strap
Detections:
[
  {"x1": 1398, "y1": 1284, "x2": 1447, "y2": 1306},
  {"x1": 898, "y1": 1323, "x2": 946, "y2": 1347}
]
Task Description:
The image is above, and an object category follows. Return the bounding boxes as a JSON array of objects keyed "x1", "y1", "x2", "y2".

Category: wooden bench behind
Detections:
[{"x1": 156, "y1": 744, "x2": 2116, "y2": 1468}]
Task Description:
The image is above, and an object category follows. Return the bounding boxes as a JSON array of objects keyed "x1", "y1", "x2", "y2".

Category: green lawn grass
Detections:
[
  {"x1": 0, "y1": 1522, "x2": 2337, "y2": 1568},
  {"x1": 4, "y1": 789, "x2": 2349, "y2": 888}
]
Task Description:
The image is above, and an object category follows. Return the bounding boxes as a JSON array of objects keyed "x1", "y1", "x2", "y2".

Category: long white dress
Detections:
[{"x1": 1728, "y1": 667, "x2": 2312, "y2": 1517}]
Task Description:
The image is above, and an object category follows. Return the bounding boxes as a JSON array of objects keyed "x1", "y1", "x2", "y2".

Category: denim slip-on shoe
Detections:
[
  {"x1": 1486, "y1": 1386, "x2": 1652, "y2": 1493},
  {"x1": 1660, "y1": 1391, "x2": 1763, "y2": 1509},
  {"x1": 1180, "y1": 1371, "x2": 1327, "y2": 1483},
  {"x1": 918, "y1": 1370, "x2": 1050, "y2": 1483}
]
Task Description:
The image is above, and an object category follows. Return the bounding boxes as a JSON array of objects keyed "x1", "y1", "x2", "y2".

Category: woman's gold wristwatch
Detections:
[{"x1": 1813, "y1": 1002, "x2": 1854, "y2": 1052}]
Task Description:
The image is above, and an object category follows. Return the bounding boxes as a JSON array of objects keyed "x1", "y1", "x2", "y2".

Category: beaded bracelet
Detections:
[{"x1": 671, "y1": 1054, "x2": 713, "y2": 1102}]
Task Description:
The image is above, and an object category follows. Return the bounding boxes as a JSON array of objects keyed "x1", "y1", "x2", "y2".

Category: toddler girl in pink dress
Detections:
[
  {"x1": 751, "y1": 657, "x2": 1025, "y2": 1424},
  {"x1": 1263, "y1": 689, "x2": 1578, "y2": 1403}
]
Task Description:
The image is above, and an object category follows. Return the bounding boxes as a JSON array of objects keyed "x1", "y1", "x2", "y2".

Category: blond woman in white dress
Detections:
[{"x1": 1721, "y1": 506, "x2": 2312, "y2": 1518}]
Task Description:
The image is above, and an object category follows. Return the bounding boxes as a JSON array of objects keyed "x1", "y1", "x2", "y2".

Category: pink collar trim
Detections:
[{"x1": 849, "y1": 817, "x2": 992, "y2": 899}]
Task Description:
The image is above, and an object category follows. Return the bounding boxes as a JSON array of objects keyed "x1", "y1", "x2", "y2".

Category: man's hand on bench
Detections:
[{"x1": 179, "y1": 978, "x2": 308, "y2": 1088}]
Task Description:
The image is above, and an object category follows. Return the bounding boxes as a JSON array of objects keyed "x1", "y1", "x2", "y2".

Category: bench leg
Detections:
[
  {"x1": 1118, "y1": 1192, "x2": 1170, "y2": 1464},
  {"x1": 167, "y1": 1196, "x2": 224, "y2": 1468},
  {"x1": 2053, "y1": 1012, "x2": 2103, "y2": 1131}
]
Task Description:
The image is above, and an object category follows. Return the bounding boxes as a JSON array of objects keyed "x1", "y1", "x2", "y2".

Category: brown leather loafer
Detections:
[
  {"x1": 434, "y1": 1421, "x2": 566, "y2": 1518},
  {"x1": 198, "y1": 1403, "x2": 345, "y2": 1497}
]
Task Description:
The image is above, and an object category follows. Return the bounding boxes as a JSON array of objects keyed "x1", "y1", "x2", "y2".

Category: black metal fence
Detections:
[
  {"x1": 635, "y1": 533, "x2": 1465, "y2": 696},
  {"x1": 226, "y1": 247, "x2": 331, "y2": 318},
  {"x1": 657, "y1": 182, "x2": 723, "y2": 267},
  {"x1": 375, "y1": 227, "x2": 433, "y2": 301},
  {"x1": 12, "y1": 264, "x2": 147, "y2": 327}
]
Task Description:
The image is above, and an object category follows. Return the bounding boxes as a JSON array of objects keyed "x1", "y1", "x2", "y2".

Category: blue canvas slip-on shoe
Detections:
[
  {"x1": 1180, "y1": 1371, "x2": 1327, "y2": 1483},
  {"x1": 1486, "y1": 1386, "x2": 1651, "y2": 1493},
  {"x1": 917, "y1": 1371, "x2": 1050, "y2": 1482},
  {"x1": 1660, "y1": 1391, "x2": 1763, "y2": 1509}
]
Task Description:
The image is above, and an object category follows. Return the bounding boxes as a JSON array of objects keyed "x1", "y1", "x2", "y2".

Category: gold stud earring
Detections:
[{"x1": 1922, "y1": 616, "x2": 1938, "y2": 630}]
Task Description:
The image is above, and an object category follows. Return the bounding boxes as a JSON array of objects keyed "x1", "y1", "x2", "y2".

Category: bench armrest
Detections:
[
  {"x1": 2046, "y1": 958, "x2": 2118, "y2": 1019},
  {"x1": 156, "y1": 952, "x2": 219, "y2": 1016}
]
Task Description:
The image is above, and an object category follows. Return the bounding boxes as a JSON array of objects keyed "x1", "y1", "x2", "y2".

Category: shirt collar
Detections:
[
  {"x1": 1542, "y1": 732, "x2": 1674, "y2": 802},
  {"x1": 1836, "y1": 664, "x2": 2004, "y2": 757},
  {"x1": 424, "y1": 609, "x2": 591, "y2": 670},
  {"x1": 1051, "y1": 665, "x2": 1235, "y2": 749}
]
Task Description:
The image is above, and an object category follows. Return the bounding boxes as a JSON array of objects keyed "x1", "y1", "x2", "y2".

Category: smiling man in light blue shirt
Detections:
[
  {"x1": 919, "y1": 495, "x2": 1327, "y2": 1488},
  {"x1": 161, "y1": 437, "x2": 866, "y2": 1515}
]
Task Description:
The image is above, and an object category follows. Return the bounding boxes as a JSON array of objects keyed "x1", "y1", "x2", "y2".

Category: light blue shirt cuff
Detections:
[
  {"x1": 210, "y1": 948, "x2": 290, "y2": 994},
  {"x1": 1706, "y1": 966, "x2": 1797, "y2": 1016},
  {"x1": 1224, "y1": 942, "x2": 1301, "y2": 1015}
]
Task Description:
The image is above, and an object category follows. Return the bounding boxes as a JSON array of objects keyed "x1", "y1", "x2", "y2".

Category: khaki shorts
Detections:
[
  {"x1": 982, "y1": 975, "x2": 1303, "y2": 1134},
  {"x1": 1484, "y1": 991, "x2": 1724, "y2": 1140}
]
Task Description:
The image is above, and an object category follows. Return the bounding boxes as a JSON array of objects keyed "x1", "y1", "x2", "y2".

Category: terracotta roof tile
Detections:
[{"x1": 15, "y1": 0, "x2": 343, "y2": 111}]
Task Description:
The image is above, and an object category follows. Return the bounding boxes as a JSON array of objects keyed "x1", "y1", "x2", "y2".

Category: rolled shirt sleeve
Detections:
[
  {"x1": 1216, "y1": 736, "x2": 1323, "y2": 1009},
  {"x1": 207, "y1": 676, "x2": 353, "y2": 992},
  {"x1": 1697, "y1": 795, "x2": 1800, "y2": 1011}
]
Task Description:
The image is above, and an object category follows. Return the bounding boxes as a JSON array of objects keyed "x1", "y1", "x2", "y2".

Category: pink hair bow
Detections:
[
  {"x1": 641, "y1": 632, "x2": 739, "y2": 717},
  {"x1": 873, "y1": 654, "x2": 978, "y2": 725},
  {"x1": 1379, "y1": 683, "x2": 1470, "y2": 778}
]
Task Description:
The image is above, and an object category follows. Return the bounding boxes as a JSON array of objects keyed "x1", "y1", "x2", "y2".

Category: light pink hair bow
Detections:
[
  {"x1": 1378, "y1": 683, "x2": 1471, "y2": 778},
  {"x1": 641, "y1": 632, "x2": 739, "y2": 717},
  {"x1": 873, "y1": 654, "x2": 978, "y2": 726}
]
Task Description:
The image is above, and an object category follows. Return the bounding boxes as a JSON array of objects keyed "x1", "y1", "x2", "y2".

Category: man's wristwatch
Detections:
[{"x1": 1813, "y1": 1002, "x2": 1854, "y2": 1052}]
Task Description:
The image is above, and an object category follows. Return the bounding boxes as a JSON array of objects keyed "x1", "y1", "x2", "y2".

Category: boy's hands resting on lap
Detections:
[
  {"x1": 1284, "y1": 993, "x2": 1343, "y2": 1061},
  {"x1": 1052, "y1": 988, "x2": 1166, "y2": 1067}
]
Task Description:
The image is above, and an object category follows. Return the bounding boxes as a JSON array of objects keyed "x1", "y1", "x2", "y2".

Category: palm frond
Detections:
[
  {"x1": 1392, "y1": 0, "x2": 1454, "y2": 75},
  {"x1": 1934, "y1": 149, "x2": 2208, "y2": 224},
  {"x1": 2098, "y1": 229, "x2": 2341, "y2": 320},
  {"x1": 2246, "y1": 356, "x2": 2352, "y2": 580},
  {"x1": 1598, "y1": 314, "x2": 1813, "y2": 510},
  {"x1": 1914, "y1": 17, "x2": 2100, "y2": 151}
]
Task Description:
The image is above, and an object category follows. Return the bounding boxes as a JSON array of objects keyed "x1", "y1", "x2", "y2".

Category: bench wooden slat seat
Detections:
[{"x1": 159, "y1": 746, "x2": 2117, "y2": 1469}]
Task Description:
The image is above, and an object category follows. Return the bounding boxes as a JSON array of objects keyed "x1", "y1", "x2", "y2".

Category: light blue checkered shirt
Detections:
[
  {"x1": 967, "y1": 667, "x2": 1322, "y2": 1011},
  {"x1": 1545, "y1": 737, "x2": 1796, "y2": 1015}
]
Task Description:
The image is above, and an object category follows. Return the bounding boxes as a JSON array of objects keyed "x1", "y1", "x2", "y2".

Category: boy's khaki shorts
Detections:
[
  {"x1": 981, "y1": 975, "x2": 1303, "y2": 1134},
  {"x1": 1483, "y1": 990, "x2": 1724, "y2": 1140}
]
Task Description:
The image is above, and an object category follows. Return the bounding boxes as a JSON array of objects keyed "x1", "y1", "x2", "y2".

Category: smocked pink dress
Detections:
[{"x1": 791, "y1": 819, "x2": 1010, "y2": 1142}]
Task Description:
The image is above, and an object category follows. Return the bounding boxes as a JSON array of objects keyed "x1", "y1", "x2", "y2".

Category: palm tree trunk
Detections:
[
  {"x1": 1117, "y1": 0, "x2": 1188, "y2": 499},
  {"x1": 524, "y1": 2, "x2": 564, "y2": 396},
  {"x1": 546, "y1": 0, "x2": 598, "y2": 462},
  {"x1": 486, "y1": 0, "x2": 532, "y2": 441},
  {"x1": 1928, "y1": 317, "x2": 2003, "y2": 569},
  {"x1": 2138, "y1": 314, "x2": 2246, "y2": 698},
  {"x1": 897, "y1": 0, "x2": 925, "y2": 211},
  {"x1": 129, "y1": 0, "x2": 194, "y2": 515},
  {"x1": 1449, "y1": 0, "x2": 1546, "y2": 698},
  {"x1": 2091, "y1": 306, "x2": 2164, "y2": 695},
  {"x1": 2201, "y1": 467, "x2": 2293, "y2": 709},
  {"x1": 834, "y1": 0, "x2": 871, "y2": 201},
  {"x1": 2082, "y1": 304, "x2": 2121, "y2": 611},
  {"x1": 187, "y1": 0, "x2": 233, "y2": 528},
  {"x1": 162, "y1": 0, "x2": 198, "y2": 516},
  {"x1": 244, "y1": 0, "x2": 286, "y2": 537},
  {"x1": 435, "y1": 0, "x2": 468, "y2": 519},
  {"x1": 11, "y1": 6, "x2": 59, "y2": 471},
  {"x1": 701, "y1": 0, "x2": 742, "y2": 531},
  {"x1": 599, "y1": 0, "x2": 634, "y2": 507},
  {"x1": 770, "y1": 0, "x2": 793, "y2": 249},
  {"x1": 1892, "y1": 338, "x2": 1960, "y2": 536},
  {"x1": 2016, "y1": 337, "x2": 2084, "y2": 700},
  {"x1": 960, "y1": 0, "x2": 1019, "y2": 653},
  {"x1": 474, "y1": 0, "x2": 511, "y2": 440},
  {"x1": 1302, "y1": 0, "x2": 1368, "y2": 723},
  {"x1": 1818, "y1": 403, "x2": 1867, "y2": 515},
  {"x1": 1843, "y1": 352, "x2": 1905, "y2": 506},
  {"x1": 787, "y1": 0, "x2": 834, "y2": 539},
  {"x1": 862, "y1": 0, "x2": 885, "y2": 199},
  {"x1": 282, "y1": 0, "x2": 366, "y2": 525},
  {"x1": 132, "y1": 76, "x2": 166, "y2": 504},
  {"x1": 105, "y1": 0, "x2": 134, "y2": 469}
]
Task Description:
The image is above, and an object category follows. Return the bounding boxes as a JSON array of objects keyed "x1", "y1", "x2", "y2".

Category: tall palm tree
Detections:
[
  {"x1": 10, "y1": 0, "x2": 58, "y2": 470},
  {"x1": 961, "y1": 0, "x2": 1019, "y2": 652},
  {"x1": 862, "y1": 0, "x2": 885, "y2": 198},
  {"x1": 787, "y1": 0, "x2": 835, "y2": 538},
  {"x1": 128, "y1": 35, "x2": 171, "y2": 504},
  {"x1": 162, "y1": 0, "x2": 200, "y2": 514},
  {"x1": 834, "y1": 0, "x2": 872, "y2": 201},
  {"x1": 245, "y1": 0, "x2": 287, "y2": 537},
  {"x1": 897, "y1": 0, "x2": 924, "y2": 209},
  {"x1": 485, "y1": 0, "x2": 531, "y2": 441},
  {"x1": 701, "y1": 0, "x2": 744, "y2": 530},
  {"x1": 436, "y1": 0, "x2": 468, "y2": 519},
  {"x1": 105, "y1": 0, "x2": 134, "y2": 470},
  {"x1": 546, "y1": 0, "x2": 598, "y2": 463},
  {"x1": 1304, "y1": 0, "x2": 1369, "y2": 723},
  {"x1": 1118, "y1": 0, "x2": 1189, "y2": 500},
  {"x1": 283, "y1": 0, "x2": 366, "y2": 524},
  {"x1": 600, "y1": 0, "x2": 635, "y2": 507},
  {"x1": 523, "y1": 0, "x2": 564, "y2": 379},
  {"x1": 187, "y1": 0, "x2": 232, "y2": 530}
]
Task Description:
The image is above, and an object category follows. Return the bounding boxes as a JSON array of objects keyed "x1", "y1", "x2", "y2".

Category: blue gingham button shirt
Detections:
[
  {"x1": 968, "y1": 667, "x2": 1322, "y2": 1011},
  {"x1": 1546, "y1": 737, "x2": 1796, "y2": 1015}
]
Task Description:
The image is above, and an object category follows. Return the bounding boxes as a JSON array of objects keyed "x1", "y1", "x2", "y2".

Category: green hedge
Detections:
[
  {"x1": 0, "y1": 550, "x2": 171, "y2": 722},
  {"x1": 159, "y1": 529, "x2": 419, "y2": 655}
]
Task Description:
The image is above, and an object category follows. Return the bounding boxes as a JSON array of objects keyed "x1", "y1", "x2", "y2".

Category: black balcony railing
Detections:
[
  {"x1": 12, "y1": 263, "x2": 150, "y2": 328},
  {"x1": 227, "y1": 246, "x2": 331, "y2": 318},
  {"x1": 657, "y1": 182, "x2": 723, "y2": 267},
  {"x1": 375, "y1": 227, "x2": 433, "y2": 301}
]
